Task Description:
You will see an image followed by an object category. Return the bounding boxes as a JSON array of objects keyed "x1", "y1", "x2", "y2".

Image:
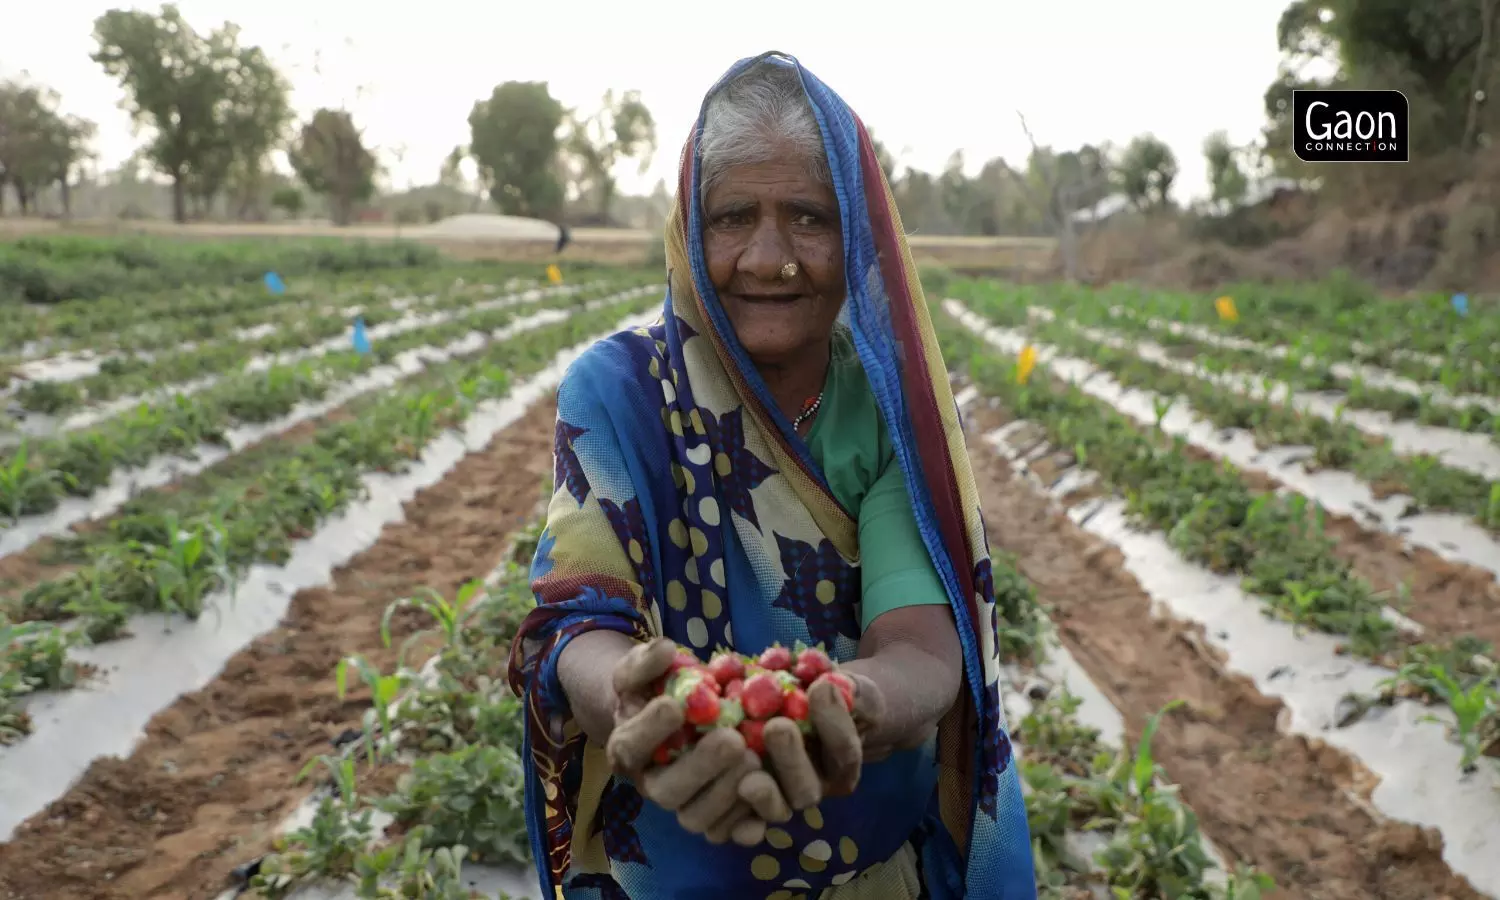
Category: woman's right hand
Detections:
[{"x1": 604, "y1": 639, "x2": 780, "y2": 846}]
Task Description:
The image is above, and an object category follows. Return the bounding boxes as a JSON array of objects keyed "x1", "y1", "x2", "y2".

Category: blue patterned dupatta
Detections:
[{"x1": 507, "y1": 52, "x2": 1035, "y2": 900}]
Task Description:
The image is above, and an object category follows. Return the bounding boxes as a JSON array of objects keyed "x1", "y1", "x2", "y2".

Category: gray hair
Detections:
[{"x1": 698, "y1": 60, "x2": 833, "y2": 205}]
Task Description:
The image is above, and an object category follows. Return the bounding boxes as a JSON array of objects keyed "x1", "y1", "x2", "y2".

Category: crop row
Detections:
[
  {"x1": 1032, "y1": 298, "x2": 1500, "y2": 437},
  {"x1": 0, "y1": 280, "x2": 650, "y2": 524},
  {"x1": 953, "y1": 285, "x2": 1500, "y2": 533},
  {"x1": 0, "y1": 294, "x2": 661, "y2": 745},
  {"x1": 1, "y1": 266, "x2": 419, "y2": 355},
  {"x1": 0, "y1": 259, "x2": 628, "y2": 362},
  {"x1": 3, "y1": 272, "x2": 647, "y2": 418},
  {"x1": 234, "y1": 514, "x2": 1270, "y2": 899},
  {"x1": 3, "y1": 276, "x2": 520, "y2": 414},
  {"x1": 1084, "y1": 280, "x2": 1500, "y2": 396},
  {"x1": 936, "y1": 304, "x2": 1500, "y2": 776},
  {"x1": 0, "y1": 234, "x2": 444, "y2": 306}
]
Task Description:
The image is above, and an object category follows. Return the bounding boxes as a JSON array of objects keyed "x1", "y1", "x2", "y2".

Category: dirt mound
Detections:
[
  {"x1": 1079, "y1": 173, "x2": 1500, "y2": 292},
  {"x1": 414, "y1": 214, "x2": 562, "y2": 242}
]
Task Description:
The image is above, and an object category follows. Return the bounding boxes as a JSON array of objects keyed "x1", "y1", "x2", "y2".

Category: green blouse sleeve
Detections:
[
  {"x1": 804, "y1": 333, "x2": 951, "y2": 632},
  {"x1": 857, "y1": 460, "x2": 951, "y2": 631}
]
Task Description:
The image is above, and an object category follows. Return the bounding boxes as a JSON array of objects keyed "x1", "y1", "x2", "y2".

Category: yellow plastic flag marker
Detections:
[
  {"x1": 1016, "y1": 344, "x2": 1038, "y2": 385},
  {"x1": 1215, "y1": 295, "x2": 1239, "y2": 322},
  {"x1": 546, "y1": 263, "x2": 563, "y2": 285}
]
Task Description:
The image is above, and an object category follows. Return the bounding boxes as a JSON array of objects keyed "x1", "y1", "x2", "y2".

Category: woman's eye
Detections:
[
  {"x1": 714, "y1": 211, "x2": 752, "y2": 227},
  {"x1": 791, "y1": 213, "x2": 823, "y2": 227}
]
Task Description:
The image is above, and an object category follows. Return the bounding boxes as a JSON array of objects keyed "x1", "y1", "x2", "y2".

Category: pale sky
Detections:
[{"x1": 3, "y1": 0, "x2": 1297, "y2": 204}]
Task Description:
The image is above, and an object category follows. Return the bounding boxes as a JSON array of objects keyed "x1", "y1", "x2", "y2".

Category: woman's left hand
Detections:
[{"x1": 739, "y1": 671, "x2": 884, "y2": 815}]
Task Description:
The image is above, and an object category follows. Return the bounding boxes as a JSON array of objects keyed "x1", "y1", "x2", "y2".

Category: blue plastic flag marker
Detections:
[
  {"x1": 264, "y1": 271, "x2": 286, "y2": 295},
  {"x1": 352, "y1": 316, "x2": 371, "y2": 355},
  {"x1": 1452, "y1": 293, "x2": 1470, "y2": 317}
]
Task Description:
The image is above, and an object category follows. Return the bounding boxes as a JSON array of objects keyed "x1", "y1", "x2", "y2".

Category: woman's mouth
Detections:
[{"x1": 737, "y1": 293, "x2": 801, "y2": 305}]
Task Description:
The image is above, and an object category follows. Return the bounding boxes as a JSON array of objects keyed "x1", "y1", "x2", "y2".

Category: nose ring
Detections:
[{"x1": 779, "y1": 261, "x2": 799, "y2": 280}]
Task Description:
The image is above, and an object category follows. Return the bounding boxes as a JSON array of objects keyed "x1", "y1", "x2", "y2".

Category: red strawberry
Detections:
[
  {"x1": 666, "y1": 667, "x2": 717, "y2": 703},
  {"x1": 792, "y1": 646, "x2": 833, "y2": 685},
  {"x1": 667, "y1": 649, "x2": 701, "y2": 676},
  {"x1": 740, "y1": 672, "x2": 784, "y2": 719},
  {"x1": 706, "y1": 652, "x2": 746, "y2": 687},
  {"x1": 652, "y1": 723, "x2": 695, "y2": 766},
  {"x1": 758, "y1": 645, "x2": 793, "y2": 671},
  {"x1": 739, "y1": 718, "x2": 768, "y2": 756},
  {"x1": 815, "y1": 672, "x2": 856, "y2": 713},
  {"x1": 723, "y1": 678, "x2": 745, "y2": 701},
  {"x1": 653, "y1": 649, "x2": 702, "y2": 694},
  {"x1": 782, "y1": 687, "x2": 810, "y2": 721},
  {"x1": 782, "y1": 687, "x2": 814, "y2": 736},
  {"x1": 683, "y1": 682, "x2": 722, "y2": 727}
]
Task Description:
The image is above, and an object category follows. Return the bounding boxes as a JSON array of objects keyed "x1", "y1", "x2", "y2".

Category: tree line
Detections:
[
  {"x1": 0, "y1": 4, "x2": 663, "y2": 227},
  {"x1": 2, "y1": 0, "x2": 1493, "y2": 232},
  {"x1": 0, "y1": 2, "x2": 1220, "y2": 233}
]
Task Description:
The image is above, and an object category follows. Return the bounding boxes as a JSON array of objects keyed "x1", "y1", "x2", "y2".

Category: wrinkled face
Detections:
[{"x1": 702, "y1": 154, "x2": 846, "y2": 369}]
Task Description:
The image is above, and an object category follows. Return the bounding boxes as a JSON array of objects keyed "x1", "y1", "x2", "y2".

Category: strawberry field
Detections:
[{"x1": 0, "y1": 246, "x2": 1497, "y2": 900}]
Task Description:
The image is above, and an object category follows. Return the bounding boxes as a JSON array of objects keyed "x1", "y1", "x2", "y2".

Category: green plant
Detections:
[
  {"x1": 352, "y1": 826, "x2": 480, "y2": 899},
  {"x1": 373, "y1": 742, "x2": 529, "y2": 866},
  {"x1": 335, "y1": 656, "x2": 413, "y2": 765},
  {"x1": 251, "y1": 756, "x2": 377, "y2": 896},
  {"x1": 381, "y1": 579, "x2": 488, "y2": 667}
]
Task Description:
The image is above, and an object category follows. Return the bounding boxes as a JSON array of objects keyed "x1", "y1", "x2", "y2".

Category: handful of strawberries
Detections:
[{"x1": 650, "y1": 642, "x2": 856, "y2": 766}]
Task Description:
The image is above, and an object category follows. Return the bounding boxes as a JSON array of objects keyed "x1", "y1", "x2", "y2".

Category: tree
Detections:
[
  {"x1": 1114, "y1": 135, "x2": 1178, "y2": 210},
  {"x1": 91, "y1": 4, "x2": 289, "y2": 223},
  {"x1": 0, "y1": 80, "x2": 95, "y2": 216},
  {"x1": 1262, "y1": 0, "x2": 1500, "y2": 170},
  {"x1": 1203, "y1": 130, "x2": 1250, "y2": 208},
  {"x1": 938, "y1": 151, "x2": 996, "y2": 234},
  {"x1": 438, "y1": 146, "x2": 468, "y2": 191},
  {"x1": 290, "y1": 109, "x2": 377, "y2": 226},
  {"x1": 40, "y1": 114, "x2": 98, "y2": 218},
  {"x1": 1005, "y1": 113, "x2": 1116, "y2": 279},
  {"x1": 270, "y1": 186, "x2": 304, "y2": 219},
  {"x1": 439, "y1": 145, "x2": 485, "y2": 212},
  {"x1": 564, "y1": 89, "x2": 657, "y2": 223},
  {"x1": 865, "y1": 130, "x2": 900, "y2": 185},
  {"x1": 0, "y1": 81, "x2": 57, "y2": 214},
  {"x1": 215, "y1": 38, "x2": 292, "y2": 219},
  {"x1": 468, "y1": 81, "x2": 567, "y2": 218}
]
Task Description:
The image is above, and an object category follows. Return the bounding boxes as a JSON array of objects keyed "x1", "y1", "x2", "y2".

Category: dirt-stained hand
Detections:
[
  {"x1": 603, "y1": 638, "x2": 685, "y2": 780},
  {"x1": 738, "y1": 673, "x2": 884, "y2": 819},
  {"x1": 602, "y1": 638, "x2": 769, "y2": 847},
  {"x1": 612, "y1": 638, "x2": 680, "y2": 724}
]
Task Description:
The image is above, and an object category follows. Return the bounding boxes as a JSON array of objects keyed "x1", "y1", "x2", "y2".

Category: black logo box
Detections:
[{"x1": 1292, "y1": 90, "x2": 1409, "y2": 163}]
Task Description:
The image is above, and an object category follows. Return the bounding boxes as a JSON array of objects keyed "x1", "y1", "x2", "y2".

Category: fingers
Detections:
[
  {"x1": 703, "y1": 801, "x2": 757, "y2": 845},
  {"x1": 847, "y1": 672, "x2": 886, "y2": 727},
  {"x1": 677, "y1": 747, "x2": 760, "y2": 836},
  {"x1": 642, "y1": 726, "x2": 746, "y2": 811},
  {"x1": 764, "y1": 718, "x2": 823, "y2": 810},
  {"x1": 809, "y1": 680, "x2": 862, "y2": 796},
  {"x1": 612, "y1": 638, "x2": 678, "y2": 717},
  {"x1": 737, "y1": 770, "x2": 792, "y2": 824},
  {"x1": 606, "y1": 695, "x2": 683, "y2": 777},
  {"x1": 730, "y1": 815, "x2": 768, "y2": 847}
]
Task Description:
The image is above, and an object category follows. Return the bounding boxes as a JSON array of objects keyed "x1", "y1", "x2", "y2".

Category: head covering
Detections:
[{"x1": 509, "y1": 52, "x2": 1035, "y2": 899}]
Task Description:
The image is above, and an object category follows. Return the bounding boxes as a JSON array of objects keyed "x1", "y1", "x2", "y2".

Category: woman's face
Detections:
[{"x1": 702, "y1": 153, "x2": 846, "y2": 369}]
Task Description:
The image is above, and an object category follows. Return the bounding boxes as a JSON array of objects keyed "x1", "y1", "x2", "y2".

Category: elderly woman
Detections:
[{"x1": 508, "y1": 53, "x2": 1035, "y2": 900}]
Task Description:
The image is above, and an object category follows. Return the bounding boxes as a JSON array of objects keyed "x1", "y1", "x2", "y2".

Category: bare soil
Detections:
[
  {"x1": 964, "y1": 404, "x2": 1483, "y2": 900},
  {"x1": 0, "y1": 398, "x2": 558, "y2": 900}
]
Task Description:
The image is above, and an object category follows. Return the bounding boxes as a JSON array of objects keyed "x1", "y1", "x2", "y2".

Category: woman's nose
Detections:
[{"x1": 736, "y1": 219, "x2": 793, "y2": 283}]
